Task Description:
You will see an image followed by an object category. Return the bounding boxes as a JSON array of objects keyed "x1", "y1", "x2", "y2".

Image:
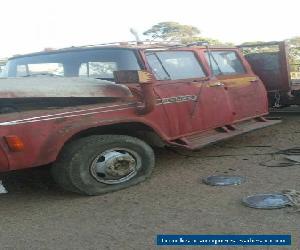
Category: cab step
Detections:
[{"x1": 171, "y1": 118, "x2": 281, "y2": 150}]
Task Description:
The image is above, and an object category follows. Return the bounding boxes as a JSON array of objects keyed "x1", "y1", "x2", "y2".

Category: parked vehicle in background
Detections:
[
  {"x1": 0, "y1": 43, "x2": 279, "y2": 195},
  {"x1": 0, "y1": 58, "x2": 7, "y2": 75},
  {"x1": 239, "y1": 41, "x2": 300, "y2": 107}
]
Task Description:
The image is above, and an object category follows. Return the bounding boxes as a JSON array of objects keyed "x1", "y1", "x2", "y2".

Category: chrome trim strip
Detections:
[
  {"x1": 0, "y1": 107, "x2": 134, "y2": 126},
  {"x1": 5, "y1": 102, "x2": 136, "y2": 123},
  {"x1": 0, "y1": 95, "x2": 197, "y2": 126}
]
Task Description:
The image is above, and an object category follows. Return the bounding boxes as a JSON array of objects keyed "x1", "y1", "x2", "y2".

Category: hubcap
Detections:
[{"x1": 90, "y1": 148, "x2": 141, "y2": 184}]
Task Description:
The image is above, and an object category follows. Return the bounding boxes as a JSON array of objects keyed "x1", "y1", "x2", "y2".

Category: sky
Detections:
[{"x1": 0, "y1": 0, "x2": 299, "y2": 58}]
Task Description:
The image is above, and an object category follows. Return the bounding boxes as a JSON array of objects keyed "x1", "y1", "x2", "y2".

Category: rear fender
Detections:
[{"x1": 35, "y1": 119, "x2": 165, "y2": 168}]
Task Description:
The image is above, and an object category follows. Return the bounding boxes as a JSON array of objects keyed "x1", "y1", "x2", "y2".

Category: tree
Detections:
[
  {"x1": 239, "y1": 41, "x2": 278, "y2": 55},
  {"x1": 143, "y1": 22, "x2": 200, "y2": 42},
  {"x1": 288, "y1": 37, "x2": 300, "y2": 47},
  {"x1": 287, "y1": 37, "x2": 300, "y2": 71},
  {"x1": 182, "y1": 36, "x2": 233, "y2": 46},
  {"x1": 143, "y1": 21, "x2": 232, "y2": 46}
]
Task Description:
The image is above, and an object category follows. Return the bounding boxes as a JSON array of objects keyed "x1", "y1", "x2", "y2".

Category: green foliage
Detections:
[
  {"x1": 239, "y1": 41, "x2": 279, "y2": 55},
  {"x1": 181, "y1": 36, "x2": 233, "y2": 46},
  {"x1": 143, "y1": 22, "x2": 299, "y2": 71},
  {"x1": 288, "y1": 36, "x2": 300, "y2": 47},
  {"x1": 240, "y1": 41, "x2": 265, "y2": 46},
  {"x1": 143, "y1": 22, "x2": 200, "y2": 42},
  {"x1": 143, "y1": 22, "x2": 233, "y2": 46},
  {"x1": 287, "y1": 37, "x2": 300, "y2": 70}
]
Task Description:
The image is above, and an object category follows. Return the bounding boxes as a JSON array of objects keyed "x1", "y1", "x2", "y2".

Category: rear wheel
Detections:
[{"x1": 51, "y1": 135, "x2": 155, "y2": 195}]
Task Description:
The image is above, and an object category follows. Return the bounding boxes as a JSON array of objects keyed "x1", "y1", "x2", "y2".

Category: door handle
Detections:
[{"x1": 209, "y1": 82, "x2": 225, "y2": 87}]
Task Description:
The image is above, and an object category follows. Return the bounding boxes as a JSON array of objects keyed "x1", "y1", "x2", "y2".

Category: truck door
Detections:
[
  {"x1": 204, "y1": 50, "x2": 268, "y2": 122},
  {"x1": 144, "y1": 50, "x2": 233, "y2": 137}
]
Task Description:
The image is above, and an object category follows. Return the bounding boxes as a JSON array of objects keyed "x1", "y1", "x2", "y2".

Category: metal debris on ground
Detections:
[
  {"x1": 282, "y1": 189, "x2": 300, "y2": 212},
  {"x1": 284, "y1": 155, "x2": 300, "y2": 163},
  {"x1": 242, "y1": 193, "x2": 291, "y2": 209},
  {"x1": 0, "y1": 181, "x2": 8, "y2": 194},
  {"x1": 202, "y1": 175, "x2": 245, "y2": 186},
  {"x1": 266, "y1": 116, "x2": 281, "y2": 120},
  {"x1": 260, "y1": 158, "x2": 299, "y2": 167},
  {"x1": 278, "y1": 147, "x2": 300, "y2": 155},
  {"x1": 260, "y1": 148, "x2": 300, "y2": 167}
]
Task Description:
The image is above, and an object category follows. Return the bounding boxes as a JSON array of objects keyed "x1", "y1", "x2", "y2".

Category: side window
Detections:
[
  {"x1": 146, "y1": 51, "x2": 206, "y2": 80},
  {"x1": 205, "y1": 51, "x2": 245, "y2": 75},
  {"x1": 28, "y1": 63, "x2": 64, "y2": 76},
  {"x1": 16, "y1": 65, "x2": 28, "y2": 77},
  {"x1": 145, "y1": 53, "x2": 170, "y2": 80},
  {"x1": 79, "y1": 62, "x2": 117, "y2": 79},
  {"x1": 16, "y1": 63, "x2": 64, "y2": 76},
  {"x1": 16, "y1": 63, "x2": 64, "y2": 77}
]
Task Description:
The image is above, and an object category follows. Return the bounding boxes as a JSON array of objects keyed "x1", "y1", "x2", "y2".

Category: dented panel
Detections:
[
  {"x1": 0, "y1": 45, "x2": 273, "y2": 173},
  {"x1": 0, "y1": 77, "x2": 133, "y2": 98}
]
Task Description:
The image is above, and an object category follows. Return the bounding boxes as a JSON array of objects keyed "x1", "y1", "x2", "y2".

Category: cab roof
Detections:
[{"x1": 9, "y1": 41, "x2": 238, "y2": 60}]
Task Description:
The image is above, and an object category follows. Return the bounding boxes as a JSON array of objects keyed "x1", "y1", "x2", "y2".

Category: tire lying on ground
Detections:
[{"x1": 51, "y1": 135, "x2": 155, "y2": 195}]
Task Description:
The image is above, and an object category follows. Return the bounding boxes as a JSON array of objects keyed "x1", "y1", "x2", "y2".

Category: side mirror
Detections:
[{"x1": 113, "y1": 70, "x2": 153, "y2": 84}]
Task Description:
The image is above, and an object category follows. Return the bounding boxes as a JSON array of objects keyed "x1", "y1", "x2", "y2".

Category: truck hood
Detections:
[{"x1": 0, "y1": 77, "x2": 133, "y2": 98}]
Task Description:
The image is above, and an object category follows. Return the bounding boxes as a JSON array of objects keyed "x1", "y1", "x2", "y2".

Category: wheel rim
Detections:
[{"x1": 90, "y1": 148, "x2": 142, "y2": 184}]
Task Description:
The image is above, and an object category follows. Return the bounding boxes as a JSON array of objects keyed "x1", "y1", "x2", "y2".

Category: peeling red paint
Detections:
[{"x1": 0, "y1": 45, "x2": 272, "y2": 172}]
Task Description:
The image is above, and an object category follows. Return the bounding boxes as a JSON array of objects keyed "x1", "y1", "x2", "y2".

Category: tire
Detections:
[{"x1": 51, "y1": 135, "x2": 155, "y2": 195}]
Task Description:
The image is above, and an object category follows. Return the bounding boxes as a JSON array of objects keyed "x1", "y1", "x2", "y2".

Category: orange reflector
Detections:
[{"x1": 4, "y1": 135, "x2": 25, "y2": 152}]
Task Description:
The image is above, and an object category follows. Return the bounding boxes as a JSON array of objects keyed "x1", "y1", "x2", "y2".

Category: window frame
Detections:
[
  {"x1": 204, "y1": 49, "x2": 247, "y2": 76},
  {"x1": 79, "y1": 61, "x2": 118, "y2": 78},
  {"x1": 6, "y1": 48, "x2": 144, "y2": 78},
  {"x1": 144, "y1": 49, "x2": 208, "y2": 84}
]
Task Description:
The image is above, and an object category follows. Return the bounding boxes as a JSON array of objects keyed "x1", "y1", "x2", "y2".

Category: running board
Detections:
[{"x1": 171, "y1": 118, "x2": 281, "y2": 150}]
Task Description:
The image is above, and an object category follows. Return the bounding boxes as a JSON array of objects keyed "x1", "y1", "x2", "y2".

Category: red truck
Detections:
[{"x1": 0, "y1": 44, "x2": 279, "y2": 195}]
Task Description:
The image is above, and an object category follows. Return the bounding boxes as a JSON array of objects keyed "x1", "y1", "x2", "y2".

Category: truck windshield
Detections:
[{"x1": 1, "y1": 49, "x2": 141, "y2": 80}]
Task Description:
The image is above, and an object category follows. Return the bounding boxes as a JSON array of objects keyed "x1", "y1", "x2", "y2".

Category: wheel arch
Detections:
[
  {"x1": 45, "y1": 121, "x2": 167, "y2": 163},
  {"x1": 66, "y1": 121, "x2": 166, "y2": 147}
]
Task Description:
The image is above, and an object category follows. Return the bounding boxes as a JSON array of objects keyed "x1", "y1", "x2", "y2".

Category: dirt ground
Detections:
[{"x1": 0, "y1": 113, "x2": 299, "y2": 250}]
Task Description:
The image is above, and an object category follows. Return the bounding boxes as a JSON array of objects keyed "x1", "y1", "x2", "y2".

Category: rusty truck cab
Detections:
[{"x1": 0, "y1": 43, "x2": 280, "y2": 195}]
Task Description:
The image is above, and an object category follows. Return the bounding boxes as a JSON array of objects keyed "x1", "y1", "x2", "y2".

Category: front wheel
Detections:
[{"x1": 51, "y1": 135, "x2": 155, "y2": 195}]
